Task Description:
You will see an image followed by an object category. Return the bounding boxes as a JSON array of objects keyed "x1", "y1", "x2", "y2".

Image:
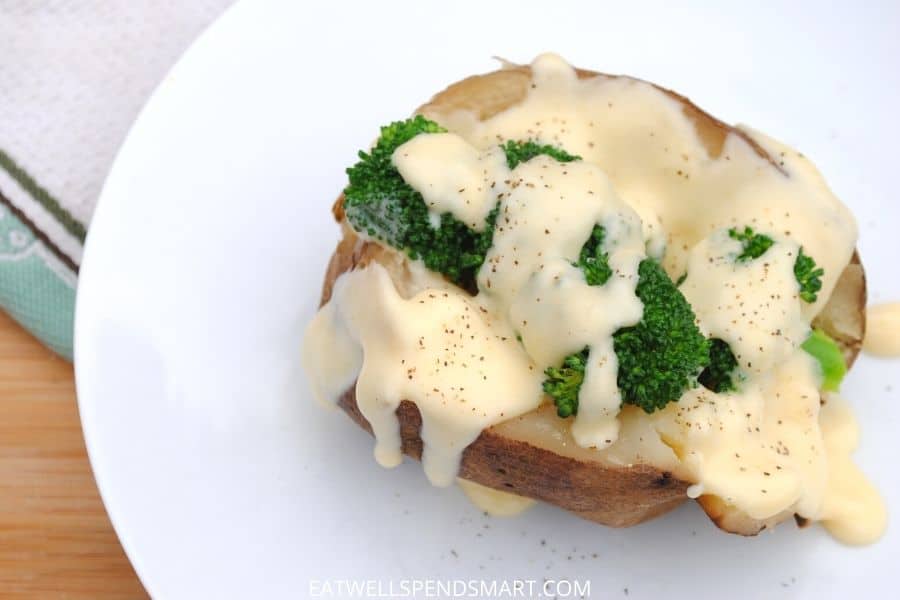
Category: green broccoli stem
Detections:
[{"x1": 801, "y1": 329, "x2": 847, "y2": 391}]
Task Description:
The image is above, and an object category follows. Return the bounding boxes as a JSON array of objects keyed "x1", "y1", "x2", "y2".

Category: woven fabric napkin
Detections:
[{"x1": 0, "y1": 1, "x2": 235, "y2": 359}]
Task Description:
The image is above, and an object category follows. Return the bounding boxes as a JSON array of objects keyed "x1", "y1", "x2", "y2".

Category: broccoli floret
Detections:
[
  {"x1": 729, "y1": 226, "x2": 775, "y2": 261},
  {"x1": 698, "y1": 338, "x2": 739, "y2": 393},
  {"x1": 614, "y1": 259, "x2": 711, "y2": 412},
  {"x1": 576, "y1": 225, "x2": 612, "y2": 286},
  {"x1": 343, "y1": 116, "x2": 497, "y2": 289},
  {"x1": 501, "y1": 140, "x2": 580, "y2": 169},
  {"x1": 542, "y1": 349, "x2": 587, "y2": 417},
  {"x1": 794, "y1": 248, "x2": 824, "y2": 303},
  {"x1": 542, "y1": 227, "x2": 710, "y2": 416},
  {"x1": 344, "y1": 122, "x2": 580, "y2": 290}
]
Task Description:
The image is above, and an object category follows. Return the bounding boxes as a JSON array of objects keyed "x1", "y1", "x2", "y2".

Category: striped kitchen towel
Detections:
[{"x1": 0, "y1": 1, "x2": 235, "y2": 359}]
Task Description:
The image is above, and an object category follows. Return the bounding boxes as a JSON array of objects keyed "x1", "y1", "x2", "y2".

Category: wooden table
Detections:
[{"x1": 0, "y1": 311, "x2": 146, "y2": 598}]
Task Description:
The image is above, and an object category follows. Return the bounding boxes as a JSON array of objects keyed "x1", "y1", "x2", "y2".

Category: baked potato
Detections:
[{"x1": 312, "y1": 60, "x2": 867, "y2": 536}]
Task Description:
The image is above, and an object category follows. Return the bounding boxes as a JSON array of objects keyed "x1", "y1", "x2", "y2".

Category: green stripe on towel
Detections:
[{"x1": 0, "y1": 147, "x2": 87, "y2": 243}]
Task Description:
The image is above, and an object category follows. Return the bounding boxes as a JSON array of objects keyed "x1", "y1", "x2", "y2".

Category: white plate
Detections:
[{"x1": 75, "y1": 1, "x2": 900, "y2": 598}]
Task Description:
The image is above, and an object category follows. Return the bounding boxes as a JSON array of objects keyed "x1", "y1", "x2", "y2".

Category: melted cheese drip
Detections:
[
  {"x1": 863, "y1": 302, "x2": 900, "y2": 357},
  {"x1": 457, "y1": 479, "x2": 536, "y2": 517},
  {"x1": 476, "y1": 157, "x2": 644, "y2": 447},
  {"x1": 303, "y1": 264, "x2": 543, "y2": 486},
  {"x1": 818, "y1": 394, "x2": 887, "y2": 544},
  {"x1": 651, "y1": 351, "x2": 828, "y2": 520},
  {"x1": 304, "y1": 53, "x2": 885, "y2": 543}
]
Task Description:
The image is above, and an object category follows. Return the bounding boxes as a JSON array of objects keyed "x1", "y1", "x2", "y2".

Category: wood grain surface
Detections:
[{"x1": 0, "y1": 311, "x2": 147, "y2": 598}]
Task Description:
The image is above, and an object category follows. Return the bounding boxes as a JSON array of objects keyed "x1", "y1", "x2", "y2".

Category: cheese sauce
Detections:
[
  {"x1": 651, "y1": 351, "x2": 830, "y2": 522},
  {"x1": 863, "y1": 302, "x2": 900, "y2": 357},
  {"x1": 457, "y1": 479, "x2": 537, "y2": 517},
  {"x1": 393, "y1": 134, "x2": 507, "y2": 230},
  {"x1": 304, "y1": 53, "x2": 886, "y2": 544},
  {"x1": 680, "y1": 231, "x2": 809, "y2": 377},
  {"x1": 303, "y1": 264, "x2": 543, "y2": 486},
  {"x1": 432, "y1": 53, "x2": 857, "y2": 318}
]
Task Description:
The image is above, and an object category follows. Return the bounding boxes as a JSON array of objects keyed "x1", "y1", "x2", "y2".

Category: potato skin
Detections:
[
  {"x1": 337, "y1": 394, "x2": 689, "y2": 527},
  {"x1": 317, "y1": 65, "x2": 867, "y2": 533},
  {"x1": 323, "y1": 236, "x2": 690, "y2": 527}
]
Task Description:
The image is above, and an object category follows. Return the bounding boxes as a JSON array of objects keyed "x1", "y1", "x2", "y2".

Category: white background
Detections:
[{"x1": 76, "y1": 1, "x2": 900, "y2": 598}]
